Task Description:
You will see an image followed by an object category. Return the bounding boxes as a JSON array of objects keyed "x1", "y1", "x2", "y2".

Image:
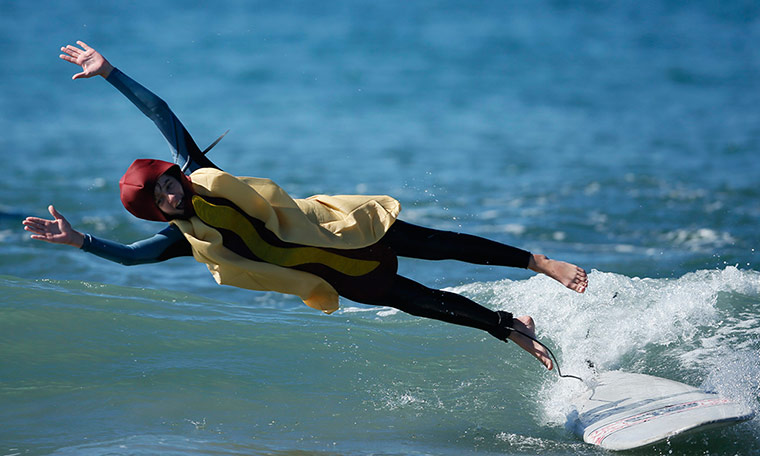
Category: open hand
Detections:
[
  {"x1": 23, "y1": 205, "x2": 84, "y2": 248},
  {"x1": 59, "y1": 40, "x2": 113, "y2": 80}
]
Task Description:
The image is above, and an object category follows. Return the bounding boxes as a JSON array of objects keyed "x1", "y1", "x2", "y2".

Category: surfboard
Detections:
[{"x1": 570, "y1": 370, "x2": 754, "y2": 451}]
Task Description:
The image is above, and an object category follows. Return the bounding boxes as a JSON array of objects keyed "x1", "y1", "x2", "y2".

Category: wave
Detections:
[
  {"x1": 2, "y1": 267, "x2": 758, "y2": 455},
  {"x1": 453, "y1": 266, "x2": 760, "y2": 435}
]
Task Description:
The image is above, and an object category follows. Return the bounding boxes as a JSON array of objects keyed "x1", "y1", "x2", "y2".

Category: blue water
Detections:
[{"x1": 1, "y1": 1, "x2": 759, "y2": 454}]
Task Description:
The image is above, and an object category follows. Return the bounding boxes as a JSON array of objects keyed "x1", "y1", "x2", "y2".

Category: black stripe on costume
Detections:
[{"x1": 193, "y1": 195, "x2": 397, "y2": 302}]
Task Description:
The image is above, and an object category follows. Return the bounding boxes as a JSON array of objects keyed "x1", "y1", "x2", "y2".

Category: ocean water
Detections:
[{"x1": 1, "y1": 1, "x2": 758, "y2": 455}]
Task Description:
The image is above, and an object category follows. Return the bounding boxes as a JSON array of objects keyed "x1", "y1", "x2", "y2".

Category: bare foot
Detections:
[
  {"x1": 508, "y1": 315, "x2": 553, "y2": 370},
  {"x1": 528, "y1": 254, "x2": 588, "y2": 293}
]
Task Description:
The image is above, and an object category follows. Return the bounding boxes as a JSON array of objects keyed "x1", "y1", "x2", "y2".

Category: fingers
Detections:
[
  {"x1": 60, "y1": 42, "x2": 90, "y2": 58},
  {"x1": 23, "y1": 216, "x2": 50, "y2": 225},
  {"x1": 23, "y1": 217, "x2": 51, "y2": 234},
  {"x1": 23, "y1": 218, "x2": 44, "y2": 229},
  {"x1": 23, "y1": 223, "x2": 49, "y2": 240},
  {"x1": 60, "y1": 44, "x2": 83, "y2": 58},
  {"x1": 60, "y1": 44, "x2": 85, "y2": 65},
  {"x1": 48, "y1": 205, "x2": 63, "y2": 220},
  {"x1": 23, "y1": 224, "x2": 44, "y2": 235},
  {"x1": 26, "y1": 230, "x2": 55, "y2": 243},
  {"x1": 60, "y1": 45, "x2": 83, "y2": 70}
]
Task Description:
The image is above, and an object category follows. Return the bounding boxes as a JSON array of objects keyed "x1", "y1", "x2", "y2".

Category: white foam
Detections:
[
  {"x1": 374, "y1": 388, "x2": 443, "y2": 411},
  {"x1": 340, "y1": 306, "x2": 399, "y2": 317},
  {"x1": 453, "y1": 266, "x2": 760, "y2": 426},
  {"x1": 663, "y1": 227, "x2": 736, "y2": 251}
]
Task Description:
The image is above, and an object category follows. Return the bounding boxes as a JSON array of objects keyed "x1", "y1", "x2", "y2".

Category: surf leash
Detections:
[
  {"x1": 508, "y1": 326, "x2": 585, "y2": 383},
  {"x1": 181, "y1": 129, "x2": 231, "y2": 173}
]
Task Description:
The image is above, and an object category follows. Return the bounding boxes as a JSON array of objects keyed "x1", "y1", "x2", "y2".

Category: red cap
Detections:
[{"x1": 119, "y1": 159, "x2": 193, "y2": 222}]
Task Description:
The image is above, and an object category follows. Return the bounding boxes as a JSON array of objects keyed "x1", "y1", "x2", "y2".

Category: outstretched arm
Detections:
[
  {"x1": 23, "y1": 207, "x2": 191, "y2": 265},
  {"x1": 59, "y1": 41, "x2": 219, "y2": 172}
]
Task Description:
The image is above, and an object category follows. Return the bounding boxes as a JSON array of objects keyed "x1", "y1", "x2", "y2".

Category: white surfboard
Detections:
[{"x1": 570, "y1": 370, "x2": 754, "y2": 451}]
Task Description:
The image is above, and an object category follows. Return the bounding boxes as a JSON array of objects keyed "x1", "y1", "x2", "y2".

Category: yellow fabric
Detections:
[
  {"x1": 171, "y1": 168, "x2": 400, "y2": 313},
  {"x1": 191, "y1": 195, "x2": 381, "y2": 276}
]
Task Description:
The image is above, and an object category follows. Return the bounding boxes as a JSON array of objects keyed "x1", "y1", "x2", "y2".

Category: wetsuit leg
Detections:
[
  {"x1": 368, "y1": 275, "x2": 513, "y2": 342},
  {"x1": 382, "y1": 220, "x2": 532, "y2": 268}
]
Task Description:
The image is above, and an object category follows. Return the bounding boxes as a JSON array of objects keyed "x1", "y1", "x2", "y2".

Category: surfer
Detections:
[{"x1": 23, "y1": 41, "x2": 588, "y2": 371}]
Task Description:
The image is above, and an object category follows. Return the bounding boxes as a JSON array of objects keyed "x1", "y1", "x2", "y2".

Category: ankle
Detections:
[
  {"x1": 527, "y1": 254, "x2": 548, "y2": 273},
  {"x1": 488, "y1": 311, "x2": 513, "y2": 342}
]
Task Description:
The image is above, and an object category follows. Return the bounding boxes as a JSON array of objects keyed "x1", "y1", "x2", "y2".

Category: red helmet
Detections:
[{"x1": 119, "y1": 159, "x2": 194, "y2": 221}]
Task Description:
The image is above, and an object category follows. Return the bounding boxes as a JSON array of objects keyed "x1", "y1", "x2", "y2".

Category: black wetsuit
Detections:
[{"x1": 82, "y1": 68, "x2": 532, "y2": 342}]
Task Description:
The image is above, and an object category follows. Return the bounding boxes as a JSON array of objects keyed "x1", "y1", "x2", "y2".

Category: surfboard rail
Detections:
[{"x1": 570, "y1": 370, "x2": 754, "y2": 451}]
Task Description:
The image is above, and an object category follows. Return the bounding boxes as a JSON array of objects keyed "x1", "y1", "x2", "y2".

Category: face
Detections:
[{"x1": 154, "y1": 174, "x2": 185, "y2": 217}]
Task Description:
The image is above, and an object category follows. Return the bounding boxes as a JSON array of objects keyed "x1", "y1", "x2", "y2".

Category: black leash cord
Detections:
[{"x1": 508, "y1": 326, "x2": 585, "y2": 382}]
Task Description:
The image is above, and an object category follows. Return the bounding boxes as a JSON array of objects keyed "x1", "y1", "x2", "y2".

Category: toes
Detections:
[
  {"x1": 537, "y1": 348, "x2": 553, "y2": 370},
  {"x1": 570, "y1": 281, "x2": 587, "y2": 293}
]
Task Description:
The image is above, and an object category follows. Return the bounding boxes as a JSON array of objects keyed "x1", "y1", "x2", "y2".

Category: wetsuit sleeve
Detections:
[
  {"x1": 105, "y1": 67, "x2": 220, "y2": 172},
  {"x1": 80, "y1": 224, "x2": 192, "y2": 265}
]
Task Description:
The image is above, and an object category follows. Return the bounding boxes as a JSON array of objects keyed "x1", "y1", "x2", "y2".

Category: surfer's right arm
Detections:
[
  {"x1": 23, "y1": 206, "x2": 191, "y2": 265},
  {"x1": 81, "y1": 226, "x2": 191, "y2": 265}
]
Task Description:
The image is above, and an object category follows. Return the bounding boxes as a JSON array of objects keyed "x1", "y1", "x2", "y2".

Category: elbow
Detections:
[
  {"x1": 155, "y1": 98, "x2": 170, "y2": 112},
  {"x1": 116, "y1": 255, "x2": 153, "y2": 266},
  {"x1": 149, "y1": 99, "x2": 171, "y2": 118}
]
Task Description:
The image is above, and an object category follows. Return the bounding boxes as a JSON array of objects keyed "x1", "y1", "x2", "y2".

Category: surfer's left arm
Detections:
[{"x1": 59, "y1": 40, "x2": 219, "y2": 172}]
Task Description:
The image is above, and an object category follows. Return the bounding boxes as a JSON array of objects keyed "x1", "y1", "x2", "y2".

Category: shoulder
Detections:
[
  {"x1": 189, "y1": 168, "x2": 233, "y2": 190},
  {"x1": 190, "y1": 168, "x2": 277, "y2": 191},
  {"x1": 190, "y1": 167, "x2": 227, "y2": 180}
]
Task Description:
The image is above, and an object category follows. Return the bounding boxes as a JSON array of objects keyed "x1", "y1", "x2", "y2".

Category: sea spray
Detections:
[{"x1": 453, "y1": 267, "x2": 760, "y2": 430}]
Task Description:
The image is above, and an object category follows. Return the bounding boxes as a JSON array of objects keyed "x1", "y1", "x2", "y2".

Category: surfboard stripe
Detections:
[{"x1": 586, "y1": 397, "x2": 732, "y2": 445}]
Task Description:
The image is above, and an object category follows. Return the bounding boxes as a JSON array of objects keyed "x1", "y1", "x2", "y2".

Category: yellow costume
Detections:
[{"x1": 171, "y1": 168, "x2": 400, "y2": 313}]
